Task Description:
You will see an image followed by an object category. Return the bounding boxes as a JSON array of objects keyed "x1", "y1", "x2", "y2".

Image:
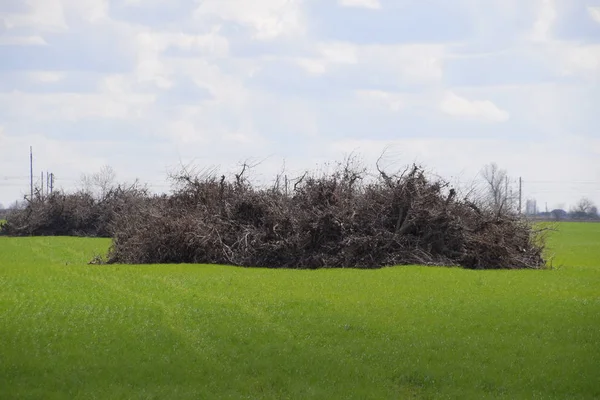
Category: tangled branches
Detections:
[
  {"x1": 106, "y1": 161, "x2": 546, "y2": 269},
  {"x1": 0, "y1": 183, "x2": 148, "y2": 237}
]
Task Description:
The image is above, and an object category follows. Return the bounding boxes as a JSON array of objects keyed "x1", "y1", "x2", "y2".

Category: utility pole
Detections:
[
  {"x1": 518, "y1": 177, "x2": 522, "y2": 214},
  {"x1": 29, "y1": 146, "x2": 33, "y2": 201},
  {"x1": 41, "y1": 171, "x2": 44, "y2": 198},
  {"x1": 50, "y1": 173, "x2": 54, "y2": 194}
]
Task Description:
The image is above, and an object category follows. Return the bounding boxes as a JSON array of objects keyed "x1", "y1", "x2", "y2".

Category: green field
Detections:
[
  {"x1": 544, "y1": 222, "x2": 600, "y2": 268},
  {"x1": 1, "y1": 223, "x2": 599, "y2": 399}
]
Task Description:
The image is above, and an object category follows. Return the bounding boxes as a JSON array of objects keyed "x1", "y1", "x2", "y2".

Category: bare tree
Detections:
[
  {"x1": 9, "y1": 200, "x2": 27, "y2": 210},
  {"x1": 80, "y1": 165, "x2": 117, "y2": 199},
  {"x1": 571, "y1": 197, "x2": 596, "y2": 214},
  {"x1": 479, "y1": 163, "x2": 515, "y2": 215},
  {"x1": 570, "y1": 197, "x2": 598, "y2": 219}
]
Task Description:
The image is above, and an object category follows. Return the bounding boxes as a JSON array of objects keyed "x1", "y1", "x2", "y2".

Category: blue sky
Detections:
[{"x1": 1, "y1": 0, "x2": 599, "y2": 210}]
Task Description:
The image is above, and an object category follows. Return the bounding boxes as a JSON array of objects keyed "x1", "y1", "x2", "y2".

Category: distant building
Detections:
[
  {"x1": 525, "y1": 199, "x2": 537, "y2": 216},
  {"x1": 550, "y1": 209, "x2": 568, "y2": 221}
]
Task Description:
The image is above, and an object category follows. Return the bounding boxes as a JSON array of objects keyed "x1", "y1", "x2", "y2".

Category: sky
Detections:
[{"x1": 0, "y1": 0, "x2": 599, "y2": 211}]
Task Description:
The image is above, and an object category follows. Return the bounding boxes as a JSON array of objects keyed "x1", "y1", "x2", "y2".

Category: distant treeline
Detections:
[{"x1": 528, "y1": 211, "x2": 600, "y2": 222}]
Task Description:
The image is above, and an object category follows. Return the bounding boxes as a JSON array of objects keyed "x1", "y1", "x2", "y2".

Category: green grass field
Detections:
[
  {"x1": 1, "y1": 223, "x2": 599, "y2": 399},
  {"x1": 544, "y1": 222, "x2": 600, "y2": 268}
]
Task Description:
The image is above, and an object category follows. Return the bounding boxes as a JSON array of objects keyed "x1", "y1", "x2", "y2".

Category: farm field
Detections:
[{"x1": 0, "y1": 223, "x2": 599, "y2": 399}]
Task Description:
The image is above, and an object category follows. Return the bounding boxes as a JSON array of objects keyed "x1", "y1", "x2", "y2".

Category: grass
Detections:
[
  {"x1": 544, "y1": 221, "x2": 600, "y2": 268},
  {"x1": 0, "y1": 223, "x2": 599, "y2": 399}
]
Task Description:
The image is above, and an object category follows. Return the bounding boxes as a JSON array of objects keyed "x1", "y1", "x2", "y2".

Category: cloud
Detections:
[
  {"x1": 0, "y1": 0, "x2": 598, "y2": 211},
  {"x1": 28, "y1": 71, "x2": 65, "y2": 83},
  {"x1": 555, "y1": 44, "x2": 600, "y2": 78},
  {"x1": 355, "y1": 90, "x2": 404, "y2": 112},
  {"x1": 338, "y1": 0, "x2": 381, "y2": 10},
  {"x1": 64, "y1": 0, "x2": 110, "y2": 23},
  {"x1": 0, "y1": 35, "x2": 47, "y2": 45},
  {"x1": 530, "y1": 0, "x2": 557, "y2": 42},
  {"x1": 294, "y1": 41, "x2": 358, "y2": 75},
  {"x1": 309, "y1": 0, "x2": 473, "y2": 45},
  {"x1": 363, "y1": 44, "x2": 445, "y2": 84},
  {"x1": 193, "y1": 0, "x2": 306, "y2": 40},
  {"x1": 318, "y1": 41, "x2": 358, "y2": 64},
  {"x1": 588, "y1": 6, "x2": 600, "y2": 24},
  {"x1": 118, "y1": 0, "x2": 171, "y2": 6},
  {"x1": 0, "y1": 75, "x2": 155, "y2": 121},
  {"x1": 295, "y1": 42, "x2": 445, "y2": 85},
  {"x1": 131, "y1": 29, "x2": 230, "y2": 88},
  {"x1": 440, "y1": 91, "x2": 509, "y2": 122},
  {"x1": 0, "y1": 0, "x2": 68, "y2": 31}
]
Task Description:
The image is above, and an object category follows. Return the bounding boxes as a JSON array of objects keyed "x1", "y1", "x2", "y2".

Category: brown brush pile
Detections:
[
  {"x1": 0, "y1": 183, "x2": 148, "y2": 237},
  {"x1": 105, "y1": 162, "x2": 546, "y2": 269}
]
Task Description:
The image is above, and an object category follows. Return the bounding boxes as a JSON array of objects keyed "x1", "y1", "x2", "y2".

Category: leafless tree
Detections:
[
  {"x1": 571, "y1": 197, "x2": 596, "y2": 214},
  {"x1": 569, "y1": 197, "x2": 599, "y2": 220},
  {"x1": 9, "y1": 200, "x2": 26, "y2": 210},
  {"x1": 479, "y1": 163, "x2": 515, "y2": 215},
  {"x1": 80, "y1": 165, "x2": 117, "y2": 200}
]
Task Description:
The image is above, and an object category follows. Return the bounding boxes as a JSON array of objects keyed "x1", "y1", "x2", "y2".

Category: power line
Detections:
[{"x1": 524, "y1": 181, "x2": 600, "y2": 184}]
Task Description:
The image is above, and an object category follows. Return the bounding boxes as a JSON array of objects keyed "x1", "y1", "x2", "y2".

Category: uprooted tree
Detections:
[{"x1": 104, "y1": 158, "x2": 547, "y2": 270}]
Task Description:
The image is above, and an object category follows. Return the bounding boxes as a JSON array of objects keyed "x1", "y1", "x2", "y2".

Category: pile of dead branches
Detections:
[
  {"x1": 0, "y1": 183, "x2": 149, "y2": 237},
  {"x1": 106, "y1": 161, "x2": 546, "y2": 269}
]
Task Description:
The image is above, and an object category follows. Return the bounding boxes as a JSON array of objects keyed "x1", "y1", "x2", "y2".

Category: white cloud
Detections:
[
  {"x1": 440, "y1": 91, "x2": 509, "y2": 122},
  {"x1": 355, "y1": 90, "x2": 405, "y2": 112},
  {"x1": 63, "y1": 0, "x2": 110, "y2": 23},
  {"x1": 166, "y1": 119, "x2": 207, "y2": 144},
  {"x1": 319, "y1": 42, "x2": 358, "y2": 65},
  {"x1": 362, "y1": 44, "x2": 445, "y2": 84},
  {"x1": 0, "y1": 75, "x2": 155, "y2": 121},
  {"x1": 295, "y1": 58, "x2": 327, "y2": 75},
  {"x1": 121, "y1": 0, "x2": 168, "y2": 5},
  {"x1": 0, "y1": 0, "x2": 110, "y2": 34},
  {"x1": 588, "y1": 6, "x2": 600, "y2": 24},
  {"x1": 165, "y1": 57, "x2": 250, "y2": 107},
  {"x1": 530, "y1": 0, "x2": 557, "y2": 42},
  {"x1": 0, "y1": 0, "x2": 68, "y2": 31},
  {"x1": 338, "y1": 0, "x2": 381, "y2": 10},
  {"x1": 296, "y1": 42, "x2": 445, "y2": 83},
  {"x1": 0, "y1": 35, "x2": 47, "y2": 46},
  {"x1": 141, "y1": 31, "x2": 230, "y2": 56},
  {"x1": 131, "y1": 29, "x2": 229, "y2": 88},
  {"x1": 558, "y1": 44, "x2": 600, "y2": 77},
  {"x1": 28, "y1": 72, "x2": 65, "y2": 83},
  {"x1": 193, "y1": 0, "x2": 305, "y2": 40},
  {"x1": 295, "y1": 42, "x2": 358, "y2": 75},
  {"x1": 0, "y1": 0, "x2": 598, "y2": 211},
  {"x1": 532, "y1": 42, "x2": 600, "y2": 81}
]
